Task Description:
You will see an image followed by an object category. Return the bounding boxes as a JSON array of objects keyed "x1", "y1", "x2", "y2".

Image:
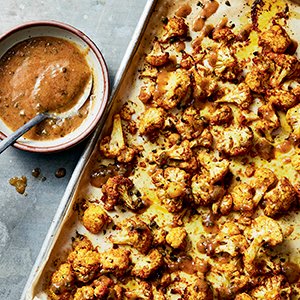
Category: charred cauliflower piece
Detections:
[
  {"x1": 73, "y1": 286, "x2": 94, "y2": 300},
  {"x1": 214, "y1": 47, "x2": 240, "y2": 81},
  {"x1": 125, "y1": 280, "x2": 153, "y2": 300},
  {"x1": 101, "y1": 175, "x2": 143, "y2": 211},
  {"x1": 139, "y1": 80, "x2": 156, "y2": 104},
  {"x1": 146, "y1": 40, "x2": 169, "y2": 67},
  {"x1": 166, "y1": 227, "x2": 187, "y2": 250},
  {"x1": 139, "y1": 107, "x2": 166, "y2": 136},
  {"x1": 216, "y1": 83, "x2": 253, "y2": 110},
  {"x1": 212, "y1": 125, "x2": 253, "y2": 156},
  {"x1": 99, "y1": 248, "x2": 131, "y2": 277},
  {"x1": 69, "y1": 248, "x2": 100, "y2": 283},
  {"x1": 266, "y1": 89, "x2": 298, "y2": 111},
  {"x1": 286, "y1": 103, "x2": 300, "y2": 139},
  {"x1": 210, "y1": 105, "x2": 233, "y2": 126},
  {"x1": 100, "y1": 114, "x2": 137, "y2": 163},
  {"x1": 263, "y1": 177, "x2": 296, "y2": 217},
  {"x1": 82, "y1": 204, "x2": 110, "y2": 234},
  {"x1": 243, "y1": 216, "x2": 283, "y2": 274},
  {"x1": 109, "y1": 218, "x2": 153, "y2": 254},
  {"x1": 259, "y1": 24, "x2": 291, "y2": 53},
  {"x1": 132, "y1": 249, "x2": 163, "y2": 279},
  {"x1": 231, "y1": 183, "x2": 255, "y2": 214},
  {"x1": 162, "y1": 16, "x2": 188, "y2": 41},
  {"x1": 212, "y1": 26, "x2": 236, "y2": 44},
  {"x1": 156, "y1": 68, "x2": 191, "y2": 110},
  {"x1": 250, "y1": 275, "x2": 291, "y2": 299},
  {"x1": 235, "y1": 293, "x2": 253, "y2": 300},
  {"x1": 50, "y1": 263, "x2": 75, "y2": 296},
  {"x1": 183, "y1": 278, "x2": 213, "y2": 300}
]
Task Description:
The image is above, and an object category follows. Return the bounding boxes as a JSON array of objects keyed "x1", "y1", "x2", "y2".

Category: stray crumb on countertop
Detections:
[
  {"x1": 9, "y1": 176, "x2": 27, "y2": 194},
  {"x1": 55, "y1": 168, "x2": 66, "y2": 178}
]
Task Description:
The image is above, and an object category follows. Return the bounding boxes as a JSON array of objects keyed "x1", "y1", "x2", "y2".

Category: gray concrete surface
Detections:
[{"x1": 0, "y1": 1, "x2": 146, "y2": 298}]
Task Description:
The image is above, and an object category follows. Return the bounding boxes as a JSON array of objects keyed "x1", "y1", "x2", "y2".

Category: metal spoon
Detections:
[{"x1": 0, "y1": 76, "x2": 93, "y2": 154}]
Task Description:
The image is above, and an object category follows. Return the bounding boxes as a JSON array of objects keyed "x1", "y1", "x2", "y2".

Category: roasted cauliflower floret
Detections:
[
  {"x1": 93, "y1": 276, "x2": 116, "y2": 299},
  {"x1": 82, "y1": 204, "x2": 110, "y2": 234},
  {"x1": 183, "y1": 278, "x2": 213, "y2": 300},
  {"x1": 263, "y1": 177, "x2": 297, "y2": 217},
  {"x1": 99, "y1": 248, "x2": 131, "y2": 277},
  {"x1": 71, "y1": 234, "x2": 94, "y2": 253},
  {"x1": 109, "y1": 218, "x2": 153, "y2": 254},
  {"x1": 69, "y1": 248, "x2": 100, "y2": 283},
  {"x1": 50, "y1": 263, "x2": 75, "y2": 296},
  {"x1": 286, "y1": 103, "x2": 300, "y2": 139},
  {"x1": 212, "y1": 125, "x2": 253, "y2": 156},
  {"x1": 210, "y1": 105, "x2": 233, "y2": 126},
  {"x1": 214, "y1": 47, "x2": 240, "y2": 81},
  {"x1": 156, "y1": 68, "x2": 191, "y2": 110},
  {"x1": 166, "y1": 227, "x2": 187, "y2": 250},
  {"x1": 100, "y1": 114, "x2": 137, "y2": 163},
  {"x1": 216, "y1": 83, "x2": 253, "y2": 110},
  {"x1": 235, "y1": 293, "x2": 253, "y2": 300},
  {"x1": 146, "y1": 40, "x2": 169, "y2": 67},
  {"x1": 101, "y1": 175, "x2": 143, "y2": 211},
  {"x1": 250, "y1": 275, "x2": 291, "y2": 299},
  {"x1": 139, "y1": 80, "x2": 156, "y2": 104},
  {"x1": 139, "y1": 107, "x2": 166, "y2": 136},
  {"x1": 243, "y1": 216, "x2": 283, "y2": 274},
  {"x1": 162, "y1": 16, "x2": 188, "y2": 41},
  {"x1": 73, "y1": 286, "x2": 94, "y2": 300},
  {"x1": 231, "y1": 183, "x2": 255, "y2": 214},
  {"x1": 163, "y1": 140, "x2": 193, "y2": 161},
  {"x1": 266, "y1": 89, "x2": 298, "y2": 111},
  {"x1": 259, "y1": 24, "x2": 291, "y2": 53},
  {"x1": 212, "y1": 26, "x2": 236, "y2": 44},
  {"x1": 132, "y1": 249, "x2": 163, "y2": 279},
  {"x1": 212, "y1": 194, "x2": 233, "y2": 216},
  {"x1": 125, "y1": 280, "x2": 153, "y2": 300}
]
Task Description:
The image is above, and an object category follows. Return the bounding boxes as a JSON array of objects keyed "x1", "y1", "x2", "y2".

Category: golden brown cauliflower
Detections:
[
  {"x1": 146, "y1": 40, "x2": 169, "y2": 67},
  {"x1": 166, "y1": 227, "x2": 187, "y2": 250},
  {"x1": 259, "y1": 24, "x2": 291, "y2": 53},
  {"x1": 216, "y1": 83, "x2": 253, "y2": 110},
  {"x1": 212, "y1": 125, "x2": 253, "y2": 156},
  {"x1": 231, "y1": 183, "x2": 255, "y2": 214},
  {"x1": 263, "y1": 177, "x2": 297, "y2": 217},
  {"x1": 139, "y1": 80, "x2": 156, "y2": 104},
  {"x1": 101, "y1": 175, "x2": 143, "y2": 211},
  {"x1": 99, "y1": 248, "x2": 131, "y2": 277},
  {"x1": 212, "y1": 26, "x2": 236, "y2": 44},
  {"x1": 131, "y1": 249, "x2": 163, "y2": 279},
  {"x1": 100, "y1": 114, "x2": 137, "y2": 163},
  {"x1": 109, "y1": 217, "x2": 153, "y2": 254},
  {"x1": 162, "y1": 16, "x2": 188, "y2": 41},
  {"x1": 125, "y1": 280, "x2": 153, "y2": 300},
  {"x1": 82, "y1": 204, "x2": 110, "y2": 234},
  {"x1": 183, "y1": 278, "x2": 213, "y2": 300},
  {"x1": 266, "y1": 89, "x2": 298, "y2": 111},
  {"x1": 49, "y1": 263, "x2": 75, "y2": 296},
  {"x1": 156, "y1": 68, "x2": 191, "y2": 110},
  {"x1": 73, "y1": 286, "x2": 94, "y2": 300},
  {"x1": 250, "y1": 275, "x2": 291, "y2": 299},
  {"x1": 235, "y1": 293, "x2": 253, "y2": 300},
  {"x1": 286, "y1": 103, "x2": 300, "y2": 139},
  {"x1": 210, "y1": 105, "x2": 233, "y2": 126},
  {"x1": 139, "y1": 107, "x2": 166, "y2": 136},
  {"x1": 163, "y1": 140, "x2": 193, "y2": 161}
]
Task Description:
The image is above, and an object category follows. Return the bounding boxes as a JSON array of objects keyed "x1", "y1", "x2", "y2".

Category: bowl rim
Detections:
[{"x1": 0, "y1": 20, "x2": 110, "y2": 153}]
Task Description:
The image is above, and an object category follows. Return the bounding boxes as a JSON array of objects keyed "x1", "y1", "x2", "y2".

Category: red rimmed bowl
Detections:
[{"x1": 0, "y1": 21, "x2": 110, "y2": 153}]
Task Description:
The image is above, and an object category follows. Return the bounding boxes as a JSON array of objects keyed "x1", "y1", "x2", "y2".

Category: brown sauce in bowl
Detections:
[{"x1": 0, "y1": 36, "x2": 91, "y2": 140}]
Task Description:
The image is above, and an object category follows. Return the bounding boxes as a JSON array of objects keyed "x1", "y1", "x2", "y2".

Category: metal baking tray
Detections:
[{"x1": 22, "y1": 0, "x2": 300, "y2": 298}]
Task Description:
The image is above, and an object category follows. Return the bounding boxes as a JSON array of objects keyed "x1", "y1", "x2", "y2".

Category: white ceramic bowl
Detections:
[{"x1": 0, "y1": 21, "x2": 110, "y2": 153}]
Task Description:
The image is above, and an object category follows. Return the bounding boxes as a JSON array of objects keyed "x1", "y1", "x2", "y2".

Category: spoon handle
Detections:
[{"x1": 0, "y1": 113, "x2": 48, "y2": 154}]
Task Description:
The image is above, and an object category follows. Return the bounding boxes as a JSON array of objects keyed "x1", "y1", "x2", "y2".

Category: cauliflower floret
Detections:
[
  {"x1": 146, "y1": 40, "x2": 169, "y2": 67},
  {"x1": 109, "y1": 218, "x2": 153, "y2": 254},
  {"x1": 82, "y1": 204, "x2": 110, "y2": 234},
  {"x1": 190, "y1": 128, "x2": 213, "y2": 149},
  {"x1": 292, "y1": 150, "x2": 300, "y2": 173},
  {"x1": 266, "y1": 89, "x2": 298, "y2": 111},
  {"x1": 73, "y1": 286, "x2": 94, "y2": 300},
  {"x1": 100, "y1": 114, "x2": 137, "y2": 163},
  {"x1": 250, "y1": 168, "x2": 277, "y2": 206},
  {"x1": 212, "y1": 26, "x2": 236, "y2": 44},
  {"x1": 243, "y1": 216, "x2": 283, "y2": 274},
  {"x1": 180, "y1": 51, "x2": 195, "y2": 70},
  {"x1": 235, "y1": 293, "x2": 253, "y2": 300},
  {"x1": 125, "y1": 280, "x2": 153, "y2": 300},
  {"x1": 212, "y1": 125, "x2": 253, "y2": 156},
  {"x1": 49, "y1": 263, "x2": 75, "y2": 296},
  {"x1": 216, "y1": 83, "x2": 253, "y2": 110},
  {"x1": 139, "y1": 80, "x2": 156, "y2": 104},
  {"x1": 259, "y1": 24, "x2": 291, "y2": 53},
  {"x1": 162, "y1": 140, "x2": 193, "y2": 161},
  {"x1": 71, "y1": 234, "x2": 94, "y2": 252},
  {"x1": 250, "y1": 275, "x2": 292, "y2": 299},
  {"x1": 191, "y1": 172, "x2": 225, "y2": 206},
  {"x1": 162, "y1": 16, "x2": 188, "y2": 41},
  {"x1": 93, "y1": 276, "x2": 115, "y2": 299},
  {"x1": 99, "y1": 248, "x2": 131, "y2": 277},
  {"x1": 231, "y1": 183, "x2": 255, "y2": 214},
  {"x1": 210, "y1": 105, "x2": 233, "y2": 126},
  {"x1": 263, "y1": 177, "x2": 297, "y2": 217},
  {"x1": 183, "y1": 278, "x2": 213, "y2": 300},
  {"x1": 69, "y1": 248, "x2": 100, "y2": 283},
  {"x1": 132, "y1": 249, "x2": 163, "y2": 279},
  {"x1": 212, "y1": 194, "x2": 233, "y2": 216},
  {"x1": 156, "y1": 68, "x2": 191, "y2": 110},
  {"x1": 139, "y1": 107, "x2": 166, "y2": 136},
  {"x1": 101, "y1": 175, "x2": 143, "y2": 211},
  {"x1": 191, "y1": 66, "x2": 218, "y2": 100},
  {"x1": 286, "y1": 103, "x2": 300, "y2": 139},
  {"x1": 166, "y1": 227, "x2": 187, "y2": 250},
  {"x1": 214, "y1": 47, "x2": 240, "y2": 81}
]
